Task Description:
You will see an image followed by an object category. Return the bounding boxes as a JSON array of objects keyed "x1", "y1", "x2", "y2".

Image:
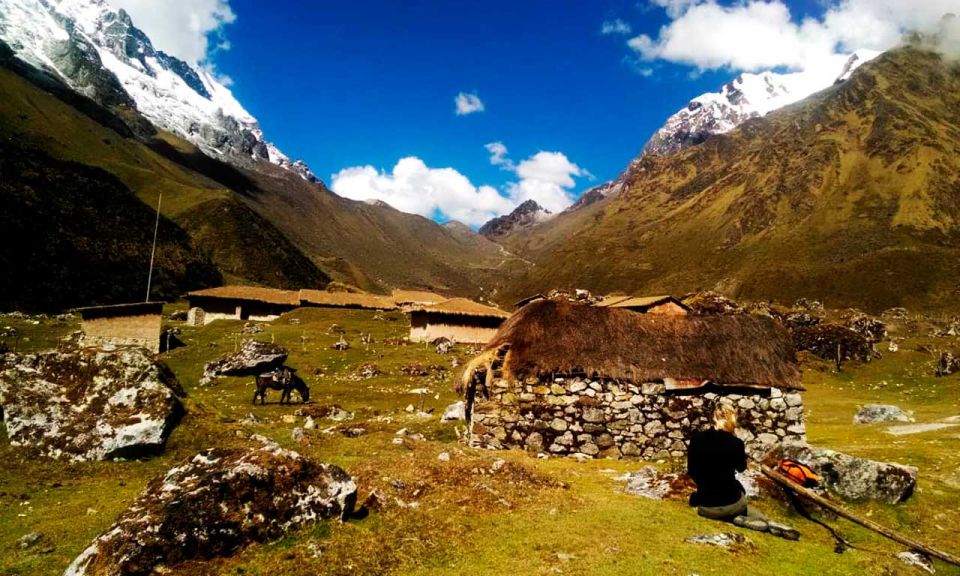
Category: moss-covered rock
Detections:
[{"x1": 63, "y1": 443, "x2": 357, "y2": 576}]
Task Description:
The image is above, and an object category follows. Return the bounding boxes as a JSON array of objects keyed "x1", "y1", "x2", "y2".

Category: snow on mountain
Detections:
[
  {"x1": 0, "y1": 0, "x2": 317, "y2": 182},
  {"x1": 642, "y1": 50, "x2": 880, "y2": 157}
]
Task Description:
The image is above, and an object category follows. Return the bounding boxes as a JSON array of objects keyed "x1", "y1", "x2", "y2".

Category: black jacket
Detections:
[{"x1": 687, "y1": 429, "x2": 747, "y2": 507}]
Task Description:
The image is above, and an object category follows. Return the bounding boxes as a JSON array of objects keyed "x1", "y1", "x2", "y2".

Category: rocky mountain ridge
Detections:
[
  {"x1": 479, "y1": 200, "x2": 552, "y2": 240},
  {"x1": 0, "y1": 0, "x2": 317, "y2": 181}
]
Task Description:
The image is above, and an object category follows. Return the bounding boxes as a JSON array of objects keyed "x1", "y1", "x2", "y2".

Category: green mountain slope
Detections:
[
  {"x1": 503, "y1": 47, "x2": 960, "y2": 312},
  {"x1": 0, "y1": 43, "x2": 525, "y2": 309}
]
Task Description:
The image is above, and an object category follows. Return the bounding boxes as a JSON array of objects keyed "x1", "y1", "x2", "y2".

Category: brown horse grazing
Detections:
[{"x1": 253, "y1": 367, "x2": 310, "y2": 405}]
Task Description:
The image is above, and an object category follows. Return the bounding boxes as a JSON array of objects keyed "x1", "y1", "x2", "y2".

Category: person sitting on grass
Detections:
[{"x1": 688, "y1": 404, "x2": 800, "y2": 540}]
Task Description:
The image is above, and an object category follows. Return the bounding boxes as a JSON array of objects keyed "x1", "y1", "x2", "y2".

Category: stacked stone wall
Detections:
[{"x1": 469, "y1": 376, "x2": 805, "y2": 460}]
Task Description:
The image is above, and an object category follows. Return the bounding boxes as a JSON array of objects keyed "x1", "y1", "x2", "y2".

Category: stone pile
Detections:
[
  {"x1": 0, "y1": 347, "x2": 184, "y2": 461},
  {"x1": 63, "y1": 443, "x2": 357, "y2": 576},
  {"x1": 469, "y1": 376, "x2": 805, "y2": 460},
  {"x1": 853, "y1": 404, "x2": 914, "y2": 424}
]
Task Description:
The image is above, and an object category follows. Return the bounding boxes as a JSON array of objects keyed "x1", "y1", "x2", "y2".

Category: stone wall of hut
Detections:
[{"x1": 468, "y1": 376, "x2": 806, "y2": 461}]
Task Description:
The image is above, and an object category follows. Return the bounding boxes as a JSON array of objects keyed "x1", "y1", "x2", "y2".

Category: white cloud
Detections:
[
  {"x1": 454, "y1": 92, "x2": 485, "y2": 115},
  {"x1": 109, "y1": 0, "x2": 236, "y2": 65},
  {"x1": 331, "y1": 157, "x2": 513, "y2": 227},
  {"x1": 601, "y1": 19, "x2": 632, "y2": 35},
  {"x1": 485, "y1": 143, "x2": 587, "y2": 214},
  {"x1": 485, "y1": 141, "x2": 514, "y2": 169},
  {"x1": 331, "y1": 144, "x2": 588, "y2": 226},
  {"x1": 631, "y1": 0, "x2": 960, "y2": 72}
]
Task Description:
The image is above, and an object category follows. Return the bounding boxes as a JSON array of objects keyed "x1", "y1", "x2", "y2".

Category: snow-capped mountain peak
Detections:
[
  {"x1": 0, "y1": 0, "x2": 318, "y2": 182},
  {"x1": 642, "y1": 50, "x2": 880, "y2": 157}
]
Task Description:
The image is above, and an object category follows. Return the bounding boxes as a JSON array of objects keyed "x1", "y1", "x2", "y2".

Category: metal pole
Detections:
[{"x1": 146, "y1": 192, "x2": 162, "y2": 302}]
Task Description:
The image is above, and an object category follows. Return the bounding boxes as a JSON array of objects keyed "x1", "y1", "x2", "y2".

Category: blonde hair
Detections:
[{"x1": 713, "y1": 404, "x2": 738, "y2": 433}]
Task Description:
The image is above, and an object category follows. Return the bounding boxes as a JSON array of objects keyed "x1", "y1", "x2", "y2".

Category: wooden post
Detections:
[{"x1": 762, "y1": 465, "x2": 960, "y2": 567}]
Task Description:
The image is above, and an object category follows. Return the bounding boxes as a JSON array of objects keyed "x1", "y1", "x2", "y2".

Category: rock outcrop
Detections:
[
  {"x1": 63, "y1": 443, "x2": 357, "y2": 576},
  {"x1": 479, "y1": 200, "x2": 551, "y2": 240},
  {"x1": 853, "y1": 404, "x2": 914, "y2": 424},
  {"x1": 0, "y1": 348, "x2": 184, "y2": 461},
  {"x1": 201, "y1": 339, "x2": 288, "y2": 384},
  {"x1": 781, "y1": 444, "x2": 917, "y2": 504},
  {"x1": 937, "y1": 351, "x2": 959, "y2": 376}
]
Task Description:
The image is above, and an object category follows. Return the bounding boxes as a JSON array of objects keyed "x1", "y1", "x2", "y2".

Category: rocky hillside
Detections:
[
  {"x1": 501, "y1": 47, "x2": 960, "y2": 312},
  {"x1": 479, "y1": 200, "x2": 552, "y2": 240}
]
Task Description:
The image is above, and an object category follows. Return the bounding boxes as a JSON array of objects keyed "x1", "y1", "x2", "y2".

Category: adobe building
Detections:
[
  {"x1": 76, "y1": 302, "x2": 164, "y2": 353},
  {"x1": 299, "y1": 290, "x2": 398, "y2": 311},
  {"x1": 185, "y1": 286, "x2": 299, "y2": 325},
  {"x1": 408, "y1": 298, "x2": 511, "y2": 344}
]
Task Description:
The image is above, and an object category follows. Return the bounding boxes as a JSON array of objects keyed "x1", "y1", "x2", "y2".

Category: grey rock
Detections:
[
  {"x1": 853, "y1": 404, "x2": 914, "y2": 424},
  {"x1": 202, "y1": 339, "x2": 288, "y2": 380},
  {"x1": 684, "y1": 532, "x2": 748, "y2": 549},
  {"x1": 897, "y1": 551, "x2": 935, "y2": 574},
  {"x1": 63, "y1": 445, "x2": 356, "y2": 576},
  {"x1": 441, "y1": 401, "x2": 465, "y2": 422},
  {"x1": 782, "y1": 444, "x2": 917, "y2": 504},
  {"x1": 18, "y1": 531, "x2": 42, "y2": 549},
  {"x1": 622, "y1": 466, "x2": 685, "y2": 500},
  {"x1": 0, "y1": 348, "x2": 184, "y2": 461}
]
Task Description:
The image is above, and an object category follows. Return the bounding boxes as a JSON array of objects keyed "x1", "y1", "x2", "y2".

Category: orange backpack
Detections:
[{"x1": 778, "y1": 458, "x2": 821, "y2": 487}]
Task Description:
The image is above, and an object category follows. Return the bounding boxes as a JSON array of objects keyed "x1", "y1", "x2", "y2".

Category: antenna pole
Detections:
[{"x1": 146, "y1": 192, "x2": 162, "y2": 302}]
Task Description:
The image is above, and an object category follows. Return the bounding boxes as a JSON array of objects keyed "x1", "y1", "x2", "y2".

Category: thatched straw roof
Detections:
[
  {"x1": 480, "y1": 299, "x2": 802, "y2": 390},
  {"x1": 75, "y1": 301, "x2": 164, "y2": 320},
  {"x1": 412, "y1": 298, "x2": 511, "y2": 319},
  {"x1": 391, "y1": 289, "x2": 446, "y2": 305},
  {"x1": 186, "y1": 286, "x2": 300, "y2": 306},
  {"x1": 597, "y1": 295, "x2": 690, "y2": 312},
  {"x1": 299, "y1": 290, "x2": 397, "y2": 310}
]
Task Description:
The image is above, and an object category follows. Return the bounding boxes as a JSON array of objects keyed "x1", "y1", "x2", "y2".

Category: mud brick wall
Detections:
[
  {"x1": 81, "y1": 314, "x2": 162, "y2": 353},
  {"x1": 469, "y1": 376, "x2": 806, "y2": 460}
]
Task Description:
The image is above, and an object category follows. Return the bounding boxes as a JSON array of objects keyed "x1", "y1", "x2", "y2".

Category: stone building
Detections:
[
  {"x1": 597, "y1": 295, "x2": 690, "y2": 315},
  {"x1": 76, "y1": 302, "x2": 164, "y2": 353},
  {"x1": 460, "y1": 300, "x2": 805, "y2": 460},
  {"x1": 409, "y1": 298, "x2": 511, "y2": 344},
  {"x1": 185, "y1": 286, "x2": 299, "y2": 325}
]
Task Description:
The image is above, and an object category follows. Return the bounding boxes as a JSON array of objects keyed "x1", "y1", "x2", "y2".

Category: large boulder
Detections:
[
  {"x1": 844, "y1": 313, "x2": 887, "y2": 344},
  {"x1": 937, "y1": 352, "x2": 959, "y2": 376},
  {"x1": 781, "y1": 444, "x2": 917, "y2": 504},
  {"x1": 201, "y1": 339, "x2": 287, "y2": 383},
  {"x1": 853, "y1": 404, "x2": 914, "y2": 424},
  {"x1": 63, "y1": 443, "x2": 357, "y2": 576},
  {"x1": 0, "y1": 348, "x2": 184, "y2": 461}
]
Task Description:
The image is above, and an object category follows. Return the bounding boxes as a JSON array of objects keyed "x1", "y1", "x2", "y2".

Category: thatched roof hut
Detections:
[
  {"x1": 461, "y1": 299, "x2": 807, "y2": 461},
  {"x1": 299, "y1": 290, "x2": 397, "y2": 311},
  {"x1": 597, "y1": 294, "x2": 690, "y2": 315},
  {"x1": 409, "y1": 298, "x2": 511, "y2": 344},
  {"x1": 475, "y1": 299, "x2": 801, "y2": 390},
  {"x1": 391, "y1": 289, "x2": 446, "y2": 307},
  {"x1": 185, "y1": 286, "x2": 300, "y2": 324}
]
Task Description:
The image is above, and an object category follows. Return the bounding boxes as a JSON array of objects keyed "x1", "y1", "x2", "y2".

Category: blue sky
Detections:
[{"x1": 116, "y1": 0, "x2": 953, "y2": 225}]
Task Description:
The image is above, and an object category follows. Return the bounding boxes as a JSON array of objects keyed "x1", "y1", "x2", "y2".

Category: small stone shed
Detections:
[
  {"x1": 460, "y1": 300, "x2": 805, "y2": 460},
  {"x1": 299, "y1": 290, "x2": 398, "y2": 311},
  {"x1": 598, "y1": 295, "x2": 690, "y2": 315},
  {"x1": 185, "y1": 287, "x2": 299, "y2": 325},
  {"x1": 75, "y1": 302, "x2": 164, "y2": 353},
  {"x1": 409, "y1": 298, "x2": 511, "y2": 344}
]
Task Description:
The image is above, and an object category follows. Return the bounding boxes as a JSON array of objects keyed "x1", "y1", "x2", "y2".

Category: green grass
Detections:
[{"x1": 2, "y1": 308, "x2": 959, "y2": 576}]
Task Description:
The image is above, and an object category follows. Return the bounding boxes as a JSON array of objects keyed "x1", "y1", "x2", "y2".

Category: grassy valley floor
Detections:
[{"x1": 1, "y1": 308, "x2": 959, "y2": 576}]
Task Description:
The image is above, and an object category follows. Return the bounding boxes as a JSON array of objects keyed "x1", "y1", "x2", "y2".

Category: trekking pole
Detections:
[{"x1": 762, "y1": 465, "x2": 960, "y2": 567}]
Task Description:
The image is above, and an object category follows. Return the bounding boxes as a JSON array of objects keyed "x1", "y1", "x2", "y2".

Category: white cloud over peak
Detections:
[
  {"x1": 331, "y1": 157, "x2": 513, "y2": 227},
  {"x1": 454, "y1": 92, "x2": 485, "y2": 115},
  {"x1": 331, "y1": 144, "x2": 588, "y2": 226},
  {"x1": 601, "y1": 19, "x2": 632, "y2": 35},
  {"x1": 110, "y1": 0, "x2": 236, "y2": 65},
  {"x1": 630, "y1": 0, "x2": 960, "y2": 72}
]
